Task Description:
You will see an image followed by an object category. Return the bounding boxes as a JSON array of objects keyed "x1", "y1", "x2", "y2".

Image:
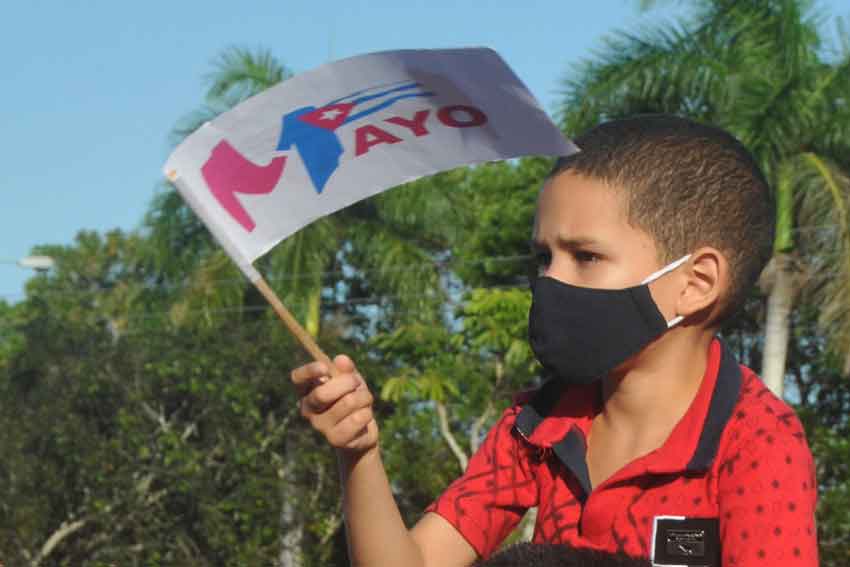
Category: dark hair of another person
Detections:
[
  {"x1": 474, "y1": 543, "x2": 651, "y2": 567},
  {"x1": 551, "y1": 114, "x2": 775, "y2": 323}
]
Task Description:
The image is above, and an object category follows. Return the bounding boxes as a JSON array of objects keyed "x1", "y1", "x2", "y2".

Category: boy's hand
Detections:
[{"x1": 291, "y1": 354, "x2": 378, "y2": 456}]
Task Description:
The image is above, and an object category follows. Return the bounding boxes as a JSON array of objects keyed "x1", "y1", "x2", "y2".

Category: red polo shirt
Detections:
[{"x1": 426, "y1": 339, "x2": 818, "y2": 566}]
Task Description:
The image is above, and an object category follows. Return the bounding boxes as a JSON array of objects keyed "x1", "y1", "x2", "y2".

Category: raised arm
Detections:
[{"x1": 291, "y1": 355, "x2": 478, "y2": 567}]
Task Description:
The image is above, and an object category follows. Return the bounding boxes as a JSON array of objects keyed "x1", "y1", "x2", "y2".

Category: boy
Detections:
[
  {"x1": 474, "y1": 543, "x2": 650, "y2": 567},
  {"x1": 291, "y1": 115, "x2": 818, "y2": 566}
]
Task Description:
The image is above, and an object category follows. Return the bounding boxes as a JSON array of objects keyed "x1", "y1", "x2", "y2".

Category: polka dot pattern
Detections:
[
  {"x1": 427, "y1": 405, "x2": 539, "y2": 557},
  {"x1": 427, "y1": 345, "x2": 818, "y2": 566},
  {"x1": 716, "y1": 371, "x2": 818, "y2": 566}
]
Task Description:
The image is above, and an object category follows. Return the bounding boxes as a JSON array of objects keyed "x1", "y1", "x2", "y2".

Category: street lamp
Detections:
[
  {"x1": 0, "y1": 255, "x2": 55, "y2": 272},
  {"x1": 16, "y1": 255, "x2": 54, "y2": 272}
]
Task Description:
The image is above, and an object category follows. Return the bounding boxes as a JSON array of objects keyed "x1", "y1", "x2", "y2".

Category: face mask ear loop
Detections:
[
  {"x1": 640, "y1": 254, "x2": 692, "y2": 328},
  {"x1": 640, "y1": 254, "x2": 692, "y2": 285}
]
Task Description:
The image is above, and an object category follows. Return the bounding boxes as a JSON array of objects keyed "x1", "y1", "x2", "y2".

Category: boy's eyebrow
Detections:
[
  {"x1": 530, "y1": 235, "x2": 603, "y2": 250},
  {"x1": 557, "y1": 235, "x2": 602, "y2": 248}
]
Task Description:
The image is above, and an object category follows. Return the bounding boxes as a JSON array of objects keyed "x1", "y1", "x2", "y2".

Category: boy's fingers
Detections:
[
  {"x1": 333, "y1": 354, "x2": 356, "y2": 374},
  {"x1": 303, "y1": 374, "x2": 361, "y2": 414},
  {"x1": 292, "y1": 354, "x2": 379, "y2": 453},
  {"x1": 290, "y1": 361, "x2": 330, "y2": 396},
  {"x1": 326, "y1": 407, "x2": 375, "y2": 447},
  {"x1": 344, "y1": 419, "x2": 379, "y2": 451},
  {"x1": 291, "y1": 361, "x2": 329, "y2": 384},
  {"x1": 326, "y1": 387, "x2": 374, "y2": 425},
  {"x1": 307, "y1": 387, "x2": 373, "y2": 433}
]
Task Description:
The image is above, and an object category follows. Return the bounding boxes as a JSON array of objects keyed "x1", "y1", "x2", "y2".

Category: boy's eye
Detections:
[{"x1": 574, "y1": 250, "x2": 600, "y2": 264}]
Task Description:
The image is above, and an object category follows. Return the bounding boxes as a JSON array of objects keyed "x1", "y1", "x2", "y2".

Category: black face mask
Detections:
[{"x1": 528, "y1": 256, "x2": 689, "y2": 385}]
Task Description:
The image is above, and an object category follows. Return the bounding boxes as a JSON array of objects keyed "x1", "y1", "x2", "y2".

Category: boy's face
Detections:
[{"x1": 532, "y1": 171, "x2": 680, "y2": 307}]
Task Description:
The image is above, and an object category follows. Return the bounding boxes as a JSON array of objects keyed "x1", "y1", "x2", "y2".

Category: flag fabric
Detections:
[{"x1": 164, "y1": 47, "x2": 577, "y2": 281}]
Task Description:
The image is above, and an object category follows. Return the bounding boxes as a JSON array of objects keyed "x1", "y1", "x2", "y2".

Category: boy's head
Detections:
[
  {"x1": 536, "y1": 114, "x2": 774, "y2": 324},
  {"x1": 474, "y1": 543, "x2": 650, "y2": 567}
]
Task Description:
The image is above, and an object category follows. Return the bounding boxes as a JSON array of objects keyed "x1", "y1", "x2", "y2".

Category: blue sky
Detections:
[{"x1": 2, "y1": 0, "x2": 847, "y2": 300}]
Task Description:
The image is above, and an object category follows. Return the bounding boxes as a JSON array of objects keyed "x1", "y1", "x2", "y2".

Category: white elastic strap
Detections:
[
  {"x1": 640, "y1": 254, "x2": 692, "y2": 285},
  {"x1": 640, "y1": 254, "x2": 692, "y2": 329}
]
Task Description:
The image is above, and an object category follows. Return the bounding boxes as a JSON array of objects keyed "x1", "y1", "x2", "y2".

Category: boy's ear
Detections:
[{"x1": 676, "y1": 246, "x2": 729, "y2": 322}]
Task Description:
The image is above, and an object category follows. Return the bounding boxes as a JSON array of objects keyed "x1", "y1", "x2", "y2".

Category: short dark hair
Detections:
[
  {"x1": 474, "y1": 543, "x2": 650, "y2": 567},
  {"x1": 551, "y1": 114, "x2": 774, "y2": 322}
]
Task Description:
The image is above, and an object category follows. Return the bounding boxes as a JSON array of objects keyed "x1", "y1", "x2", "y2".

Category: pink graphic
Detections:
[{"x1": 201, "y1": 140, "x2": 287, "y2": 232}]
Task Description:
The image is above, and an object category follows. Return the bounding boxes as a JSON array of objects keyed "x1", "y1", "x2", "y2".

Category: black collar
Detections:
[
  {"x1": 514, "y1": 339, "x2": 743, "y2": 499},
  {"x1": 685, "y1": 340, "x2": 742, "y2": 471}
]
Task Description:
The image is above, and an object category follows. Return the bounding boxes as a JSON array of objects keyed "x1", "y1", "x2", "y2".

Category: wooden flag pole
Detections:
[
  {"x1": 166, "y1": 170, "x2": 338, "y2": 377},
  {"x1": 253, "y1": 276, "x2": 340, "y2": 378}
]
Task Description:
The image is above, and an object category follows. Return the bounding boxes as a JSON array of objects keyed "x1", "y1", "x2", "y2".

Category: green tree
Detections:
[
  {"x1": 373, "y1": 158, "x2": 552, "y2": 543},
  {"x1": 557, "y1": 0, "x2": 850, "y2": 398},
  {"x1": 376, "y1": 159, "x2": 549, "y2": 469},
  {"x1": 0, "y1": 231, "x2": 364, "y2": 566}
]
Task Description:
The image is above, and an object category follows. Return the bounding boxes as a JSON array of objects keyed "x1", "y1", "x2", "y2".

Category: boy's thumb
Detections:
[{"x1": 332, "y1": 354, "x2": 356, "y2": 373}]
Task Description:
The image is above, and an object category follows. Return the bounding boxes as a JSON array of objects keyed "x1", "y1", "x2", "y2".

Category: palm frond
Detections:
[
  {"x1": 168, "y1": 249, "x2": 245, "y2": 329},
  {"x1": 793, "y1": 153, "x2": 850, "y2": 370},
  {"x1": 807, "y1": 53, "x2": 850, "y2": 168},
  {"x1": 737, "y1": 71, "x2": 819, "y2": 176},
  {"x1": 769, "y1": 0, "x2": 822, "y2": 77},
  {"x1": 141, "y1": 183, "x2": 217, "y2": 282},
  {"x1": 369, "y1": 169, "x2": 468, "y2": 248},
  {"x1": 558, "y1": 6, "x2": 765, "y2": 134},
  {"x1": 205, "y1": 47, "x2": 292, "y2": 105},
  {"x1": 262, "y1": 218, "x2": 339, "y2": 325},
  {"x1": 635, "y1": 0, "x2": 665, "y2": 12},
  {"x1": 739, "y1": 46, "x2": 848, "y2": 180},
  {"x1": 166, "y1": 48, "x2": 294, "y2": 146},
  {"x1": 168, "y1": 88, "x2": 252, "y2": 145},
  {"x1": 347, "y1": 217, "x2": 446, "y2": 323}
]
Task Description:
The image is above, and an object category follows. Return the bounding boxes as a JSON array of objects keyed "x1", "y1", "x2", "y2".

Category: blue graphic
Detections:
[{"x1": 275, "y1": 81, "x2": 434, "y2": 194}]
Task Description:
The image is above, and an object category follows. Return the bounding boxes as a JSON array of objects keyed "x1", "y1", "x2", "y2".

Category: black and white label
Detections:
[{"x1": 651, "y1": 516, "x2": 720, "y2": 567}]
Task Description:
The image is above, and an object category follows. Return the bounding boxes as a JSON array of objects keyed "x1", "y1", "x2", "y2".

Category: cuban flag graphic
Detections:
[{"x1": 277, "y1": 81, "x2": 435, "y2": 194}]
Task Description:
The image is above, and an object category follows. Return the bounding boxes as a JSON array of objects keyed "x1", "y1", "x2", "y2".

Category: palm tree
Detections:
[{"x1": 556, "y1": 0, "x2": 850, "y2": 397}]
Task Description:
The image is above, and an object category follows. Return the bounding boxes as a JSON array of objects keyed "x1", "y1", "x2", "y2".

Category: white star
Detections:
[{"x1": 319, "y1": 108, "x2": 343, "y2": 120}]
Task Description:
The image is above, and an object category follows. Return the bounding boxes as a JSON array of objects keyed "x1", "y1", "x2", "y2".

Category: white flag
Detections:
[{"x1": 164, "y1": 47, "x2": 577, "y2": 281}]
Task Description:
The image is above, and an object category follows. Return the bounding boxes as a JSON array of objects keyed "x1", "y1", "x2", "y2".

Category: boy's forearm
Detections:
[{"x1": 338, "y1": 447, "x2": 425, "y2": 567}]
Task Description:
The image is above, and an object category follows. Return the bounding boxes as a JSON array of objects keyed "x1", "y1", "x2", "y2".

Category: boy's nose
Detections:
[
  {"x1": 542, "y1": 257, "x2": 574, "y2": 284},
  {"x1": 541, "y1": 268, "x2": 573, "y2": 286}
]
